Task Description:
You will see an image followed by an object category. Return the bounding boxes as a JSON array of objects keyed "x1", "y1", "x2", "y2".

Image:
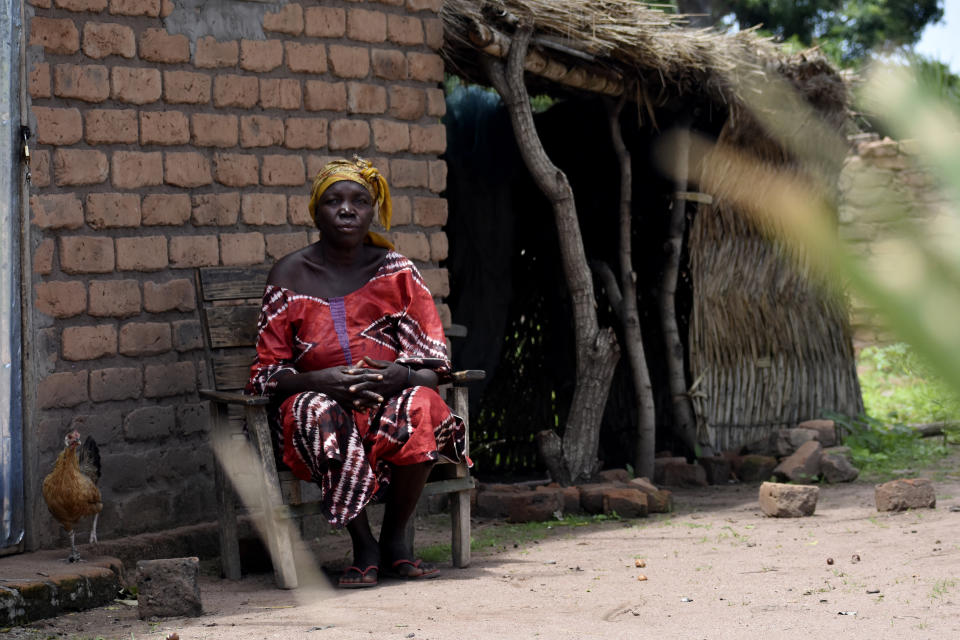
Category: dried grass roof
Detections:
[{"x1": 441, "y1": 0, "x2": 847, "y2": 116}]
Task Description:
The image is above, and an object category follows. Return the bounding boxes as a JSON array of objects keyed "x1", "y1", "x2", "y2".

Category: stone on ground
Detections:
[
  {"x1": 655, "y1": 460, "x2": 708, "y2": 487},
  {"x1": 820, "y1": 447, "x2": 859, "y2": 483},
  {"x1": 476, "y1": 488, "x2": 563, "y2": 522},
  {"x1": 875, "y1": 478, "x2": 936, "y2": 512},
  {"x1": 772, "y1": 428, "x2": 818, "y2": 457},
  {"x1": 797, "y1": 419, "x2": 838, "y2": 447},
  {"x1": 773, "y1": 440, "x2": 823, "y2": 483},
  {"x1": 627, "y1": 477, "x2": 673, "y2": 513},
  {"x1": 758, "y1": 481, "x2": 819, "y2": 517},
  {"x1": 601, "y1": 488, "x2": 648, "y2": 517},
  {"x1": 697, "y1": 456, "x2": 732, "y2": 485},
  {"x1": 733, "y1": 454, "x2": 777, "y2": 482},
  {"x1": 536, "y1": 483, "x2": 581, "y2": 514},
  {"x1": 596, "y1": 468, "x2": 632, "y2": 484},
  {"x1": 136, "y1": 557, "x2": 202, "y2": 619}
]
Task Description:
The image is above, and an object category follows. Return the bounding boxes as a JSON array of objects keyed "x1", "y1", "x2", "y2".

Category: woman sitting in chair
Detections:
[{"x1": 247, "y1": 157, "x2": 466, "y2": 588}]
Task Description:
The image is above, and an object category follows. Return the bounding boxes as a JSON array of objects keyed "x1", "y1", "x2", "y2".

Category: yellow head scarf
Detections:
[{"x1": 308, "y1": 157, "x2": 393, "y2": 249}]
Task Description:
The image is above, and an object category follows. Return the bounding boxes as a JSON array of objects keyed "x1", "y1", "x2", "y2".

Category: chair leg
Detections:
[
  {"x1": 449, "y1": 385, "x2": 472, "y2": 568},
  {"x1": 246, "y1": 407, "x2": 299, "y2": 589},
  {"x1": 211, "y1": 401, "x2": 241, "y2": 580}
]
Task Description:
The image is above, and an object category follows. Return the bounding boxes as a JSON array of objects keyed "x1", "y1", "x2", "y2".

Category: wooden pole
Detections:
[{"x1": 484, "y1": 26, "x2": 619, "y2": 485}]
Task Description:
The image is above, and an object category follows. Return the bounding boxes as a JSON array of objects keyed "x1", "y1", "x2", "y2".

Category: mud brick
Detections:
[
  {"x1": 371, "y1": 49, "x2": 406, "y2": 81},
  {"x1": 31, "y1": 193, "x2": 83, "y2": 230},
  {"x1": 135, "y1": 557, "x2": 202, "y2": 618},
  {"x1": 347, "y1": 8, "x2": 386, "y2": 43},
  {"x1": 406, "y1": 0, "x2": 442, "y2": 11},
  {"x1": 476, "y1": 489, "x2": 562, "y2": 523},
  {"x1": 328, "y1": 44, "x2": 370, "y2": 78},
  {"x1": 773, "y1": 440, "x2": 823, "y2": 483},
  {"x1": 32, "y1": 150, "x2": 51, "y2": 188},
  {"x1": 214, "y1": 154, "x2": 258, "y2": 187},
  {"x1": 117, "y1": 236, "x2": 167, "y2": 271},
  {"x1": 426, "y1": 88, "x2": 446, "y2": 117},
  {"x1": 30, "y1": 18, "x2": 80, "y2": 55},
  {"x1": 240, "y1": 115, "x2": 284, "y2": 148},
  {"x1": 163, "y1": 70, "x2": 211, "y2": 104},
  {"x1": 160, "y1": 0, "x2": 172, "y2": 16},
  {"x1": 111, "y1": 67, "x2": 161, "y2": 104},
  {"x1": 82, "y1": 22, "x2": 135, "y2": 59},
  {"x1": 119, "y1": 321, "x2": 171, "y2": 356},
  {"x1": 35, "y1": 281, "x2": 86, "y2": 318},
  {"x1": 304, "y1": 6, "x2": 345, "y2": 37},
  {"x1": 388, "y1": 86, "x2": 425, "y2": 120},
  {"x1": 142, "y1": 194, "x2": 190, "y2": 226},
  {"x1": 108, "y1": 0, "x2": 160, "y2": 17},
  {"x1": 191, "y1": 113, "x2": 238, "y2": 148},
  {"x1": 191, "y1": 192, "x2": 240, "y2": 226},
  {"x1": 347, "y1": 82, "x2": 387, "y2": 114},
  {"x1": 285, "y1": 42, "x2": 326, "y2": 74},
  {"x1": 390, "y1": 159, "x2": 427, "y2": 189},
  {"x1": 169, "y1": 235, "x2": 219, "y2": 268},
  {"x1": 213, "y1": 74, "x2": 259, "y2": 109},
  {"x1": 90, "y1": 367, "x2": 142, "y2": 402},
  {"x1": 38, "y1": 371, "x2": 88, "y2": 409},
  {"x1": 435, "y1": 301, "x2": 451, "y2": 328},
  {"x1": 428, "y1": 159, "x2": 447, "y2": 193},
  {"x1": 88, "y1": 279, "x2": 141, "y2": 317},
  {"x1": 328, "y1": 119, "x2": 369, "y2": 150},
  {"x1": 85, "y1": 108, "x2": 138, "y2": 144},
  {"x1": 266, "y1": 232, "x2": 309, "y2": 260},
  {"x1": 371, "y1": 119, "x2": 409, "y2": 154},
  {"x1": 141, "y1": 111, "x2": 189, "y2": 146},
  {"x1": 240, "y1": 39, "x2": 284, "y2": 72},
  {"x1": 165, "y1": 152, "x2": 212, "y2": 187},
  {"x1": 144, "y1": 278, "x2": 195, "y2": 313},
  {"x1": 263, "y1": 4, "x2": 303, "y2": 35},
  {"x1": 429, "y1": 231, "x2": 448, "y2": 261},
  {"x1": 387, "y1": 15, "x2": 423, "y2": 45},
  {"x1": 391, "y1": 231, "x2": 430, "y2": 261},
  {"x1": 423, "y1": 17, "x2": 443, "y2": 50},
  {"x1": 29, "y1": 62, "x2": 51, "y2": 99},
  {"x1": 305, "y1": 80, "x2": 347, "y2": 112},
  {"x1": 261, "y1": 155, "x2": 305, "y2": 187},
  {"x1": 123, "y1": 405, "x2": 174, "y2": 441},
  {"x1": 284, "y1": 118, "x2": 327, "y2": 150},
  {"x1": 33, "y1": 243, "x2": 55, "y2": 281},
  {"x1": 306, "y1": 154, "x2": 337, "y2": 179},
  {"x1": 34, "y1": 107, "x2": 82, "y2": 146},
  {"x1": 220, "y1": 232, "x2": 265, "y2": 266},
  {"x1": 242, "y1": 193, "x2": 287, "y2": 225},
  {"x1": 60, "y1": 236, "x2": 114, "y2": 274},
  {"x1": 54, "y1": 149, "x2": 108, "y2": 186},
  {"x1": 420, "y1": 268, "x2": 449, "y2": 297},
  {"x1": 112, "y1": 151, "x2": 163, "y2": 189},
  {"x1": 54, "y1": 64, "x2": 110, "y2": 102},
  {"x1": 410, "y1": 124, "x2": 446, "y2": 154},
  {"x1": 260, "y1": 78, "x2": 301, "y2": 110},
  {"x1": 288, "y1": 195, "x2": 312, "y2": 226},
  {"x1": 875, "y1": 478, "x2": 936, "y2": 511},
  {"x1": 413, "y1": 196, "x2": 447, "y2": 226},
  {"x1": 407, "y1": 52, "x2": 444, "y2": 83},
  {"x1": 55, "y1": 0, "x2": 108, "y2": 10},
  {"x1": 194, "y1": 36, "x2": 239, "y2": 68},
  {"x1": 172, "y1": 319, "x2": 203, "y2": 352},
  {"x1": 139, "y1": 28, "x2": 189, "y2": 63},
  {"x1": 759, "y1": 481, "x2": 819, "y2": 518},
  {"x1": 391, "y1": 195, "x2": 412, "y2": 225},
  {"x1": 86, "y1": 193, "x2": 141, "y2": 228},
  {"x1": 62, "y1": 324, "x2": 117, "y2": 361}
]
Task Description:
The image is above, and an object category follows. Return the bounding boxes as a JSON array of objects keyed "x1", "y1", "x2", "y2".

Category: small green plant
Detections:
[
  {"x1": 830, "y1": 412, "x2": 948, "y2": 479},
  {"x1": 858, "y1": 343, "x2": 960, "y2": 425},
  {"x1": 930, "y1": 578, "x2": 957, "y2": 601}
]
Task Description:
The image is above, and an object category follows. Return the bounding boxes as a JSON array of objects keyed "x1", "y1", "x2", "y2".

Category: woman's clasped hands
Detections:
[{"x1": 311, "y1": 355, "x2": 410, "y2": 410}]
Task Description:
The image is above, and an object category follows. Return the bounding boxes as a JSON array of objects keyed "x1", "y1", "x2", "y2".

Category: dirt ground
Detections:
[{"x1": 6, "y1": 456, "x2": 960, "y2": 640}]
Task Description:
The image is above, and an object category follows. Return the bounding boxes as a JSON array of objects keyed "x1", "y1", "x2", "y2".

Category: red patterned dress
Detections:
[{"x1": 247, "y1": 252, "x2": 466, "y2": 527}]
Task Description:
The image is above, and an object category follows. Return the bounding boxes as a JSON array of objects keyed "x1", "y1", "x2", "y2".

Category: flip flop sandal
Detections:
[
  {"x1": 385, "y1": 558, "x2": 440, "y2": 580},
  {"x1": 338, "y1": 565, "x2": 379, "y2": 589}
]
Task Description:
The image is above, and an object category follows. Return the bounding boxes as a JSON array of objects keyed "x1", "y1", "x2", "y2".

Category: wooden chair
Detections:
[{"x1": 195, "y1": 265, "x2": 482, "y2": 589}]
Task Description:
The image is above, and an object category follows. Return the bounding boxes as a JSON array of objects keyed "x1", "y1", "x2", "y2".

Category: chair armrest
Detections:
[
  {"x1": 451, "y1": 370, "x2": 486, "y2": 384},
  {"x1": 199, "y1": 388, "x2": 271, "y2": 406}
]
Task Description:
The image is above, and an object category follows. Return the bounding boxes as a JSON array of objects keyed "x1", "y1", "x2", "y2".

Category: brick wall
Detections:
[
  {"x1": 839, "y1": 134, "x2": 954, "y2": 348},
  {"x1": 25, "y1": 0, "x2": 449, "y2": 547}
]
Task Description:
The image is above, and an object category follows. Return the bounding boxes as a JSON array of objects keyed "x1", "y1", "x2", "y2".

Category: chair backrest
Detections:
[{"x1": 195, "y1": 266, "x2": 270, "y2": 392}]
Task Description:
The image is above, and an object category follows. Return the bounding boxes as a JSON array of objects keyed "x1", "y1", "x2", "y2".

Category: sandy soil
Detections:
[{"x1": 7, "y1": 461, "x2": 960, "y2": 640}]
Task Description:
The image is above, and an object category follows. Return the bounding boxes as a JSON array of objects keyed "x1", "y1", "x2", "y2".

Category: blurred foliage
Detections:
[
  {"x1": 859, "y1": 342, "x2": 960, "y2": 424},
  {"x1": 830, "y1": 412, "x2": 948, "y2": 478}
]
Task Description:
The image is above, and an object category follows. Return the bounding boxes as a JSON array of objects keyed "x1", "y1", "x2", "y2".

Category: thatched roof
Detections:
[{"x1": 442, "y1": 0, "x2": 846, "y2": 113}]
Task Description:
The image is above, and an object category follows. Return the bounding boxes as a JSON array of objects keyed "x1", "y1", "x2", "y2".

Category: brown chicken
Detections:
[{"x1": 42, "y1": 430, "x2": 102, "y2": 562}]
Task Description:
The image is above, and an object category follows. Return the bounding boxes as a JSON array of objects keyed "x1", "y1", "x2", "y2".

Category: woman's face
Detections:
[{"x1": 314, "y1": 180, "x2": 375, "y2": 248}]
